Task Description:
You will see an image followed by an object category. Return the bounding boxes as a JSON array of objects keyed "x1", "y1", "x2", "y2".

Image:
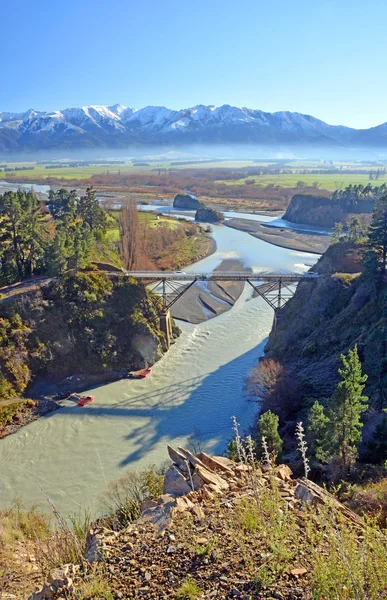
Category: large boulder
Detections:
[
  {"x1": 163, "y1": 465, "x2": 192, "y2": 496},
  {"x1": 173, "y1": 194, "x2": 201, "y2": 209},
  {"x1": 195, "y1": 207, "x2": 224, "y2": 223}
]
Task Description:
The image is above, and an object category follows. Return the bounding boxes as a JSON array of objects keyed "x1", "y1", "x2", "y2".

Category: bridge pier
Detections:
[{"x1": 160, "y1": 309, "x2": 173, "y2": 348}]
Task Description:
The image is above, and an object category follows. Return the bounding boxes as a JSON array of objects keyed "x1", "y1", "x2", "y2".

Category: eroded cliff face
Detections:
[
  {"x1": 284, "y1": 193, "x2": 374, "y2": 227},
  {"x1": 265, "y1": 242, "x2": 387, "y2": 405},
  {"x1": 195, "y1": 207, "x2": 224, "y2": 223},
  {"x1": 173, "y1": 194, "x2": 201, "y2": 209},
  {"x1": 283, "y1": 194, "x2": 344, "y2": 227}
]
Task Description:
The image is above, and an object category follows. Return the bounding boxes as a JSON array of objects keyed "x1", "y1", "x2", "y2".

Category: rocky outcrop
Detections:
[
  {"x1": 284, "y1": 194, "x2": 344, "y2": 227},
  {"x1": 28, "y1": 446, "x2": 368, "y2": 600},
  {"x1": 284, "y1": 193, "x2": 375, "y2": 227},
  {"x1": 195, "y1": 206, "x2": 224, "y2": 223},
  {"x1": 173, "y1": 194, "x2": 201, "y2": 209}
]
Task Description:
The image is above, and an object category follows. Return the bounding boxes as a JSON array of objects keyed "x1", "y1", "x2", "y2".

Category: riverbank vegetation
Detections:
[
  {"x1": 0, "y1": 187, "x2": 211, "y2": 287},
  {"x1": 0, "y1": 271, "x2": 179, "y2": 406},
  {"x1": 247, "y1": 192, "x2": 387, "y2": 497}
]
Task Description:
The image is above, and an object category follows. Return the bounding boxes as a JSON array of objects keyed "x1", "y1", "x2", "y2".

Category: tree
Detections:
[
  {"x1": 71, "y1": 222, "x2": 93, "y2": 270},
  {"x1": 46, "y1": 189, "x2": 77, "y2": 222},
  {"x1": 246, "y1": 358, "x2": 298, "y2": 419},
  {"x1": 331, "y1": 222, "x2": 344, "y2": 244},
  {"x1": 256, "y1": 410, "x2": 283, "y2": 462},
  {"x1": 347, "y1": 216, "x2": 364, "y2": 242},
  {"x1": 0, "y1": 190, "x2": 45, "y2": 281},
  {"x1": 77, "y1": 187, "x2": 107, "y2": 234},
  {"x1": 119, "y1": 197, "x2": 140, "y2": 270},
  {"x1": 308, "y1": 400, "x2": 330, "y2": 462},
  {"x1": 367, "y1": 193, "x2": 387, "y2": 271},
  {"x1": 329, "y1": 346, "x2": 368, "y2": 471}
]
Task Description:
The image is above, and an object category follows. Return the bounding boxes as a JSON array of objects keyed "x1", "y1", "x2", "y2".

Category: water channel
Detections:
[{"x1": 0, "y1": 205, "x2": 319, "y2": 516}]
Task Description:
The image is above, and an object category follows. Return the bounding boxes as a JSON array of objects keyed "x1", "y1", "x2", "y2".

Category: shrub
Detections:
[{"x1": 101, "y1": 466, "x2": 163, "y2": 529}]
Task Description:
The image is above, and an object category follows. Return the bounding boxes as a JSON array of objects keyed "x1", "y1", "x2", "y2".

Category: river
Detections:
[{"x1": 0, "y1": 210, "x2": 318, "y2": 517}]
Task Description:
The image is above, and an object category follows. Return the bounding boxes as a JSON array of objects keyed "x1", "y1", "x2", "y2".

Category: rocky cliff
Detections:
[
  {"x1": 195, "y1": 206, "x2": 224, "y2": 223},
  {"x1": 265, "y1": 242, "x2": 387, "y2": 409},
  {"x1": 284, "y1": 193, "x2": 374, "y2": 227},
  {"x1": 173, "y1": 194, "x2": 202, "y2": 209}
]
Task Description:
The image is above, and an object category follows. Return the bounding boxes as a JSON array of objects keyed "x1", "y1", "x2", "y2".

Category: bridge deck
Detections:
[{"x1": 122, "y1": 271, "x2": 318, "y2": 282}]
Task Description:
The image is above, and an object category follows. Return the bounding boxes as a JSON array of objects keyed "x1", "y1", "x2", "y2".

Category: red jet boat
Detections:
[
  {"x1": 138, "y1": 368, "x2": 152, "y2": 378},
  {"x1": 78, "y1": 395, "x2": 95, "y2": 407}
]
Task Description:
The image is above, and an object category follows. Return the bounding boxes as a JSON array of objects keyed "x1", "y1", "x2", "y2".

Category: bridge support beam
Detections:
[{"x1": 160, "y1": 308, "x2": 173, "y2": 348}]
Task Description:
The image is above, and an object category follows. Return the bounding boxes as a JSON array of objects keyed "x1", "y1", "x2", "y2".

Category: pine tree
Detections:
[
  {"x1": 77, "y1": 187, "x2": 107, "y2": 234},
  {"x1": 256, "y1": 410, "x2": 283, "y2": 462},
  {"x1": 331, "y1": 222, "x2": 344, "y2": 244},
  {"x1": 367, "y1": 193, "x2": 387, "y2": 271},
  {"x1": 328, "y1": 346, "x2": 368, "y2": 471},
  {"x1": 308, "y1": 400, "x2": 331, "y2": 462},
  {"x1": 347, "y1": 216, "x2": 364, "y2": 242},
  {"x1": 0, "y1": 190, "x2": 45, "y2": 280}
]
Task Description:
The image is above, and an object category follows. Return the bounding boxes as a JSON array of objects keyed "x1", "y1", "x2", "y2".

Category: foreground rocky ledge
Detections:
[{"x1": 26, "y1": 446, "x2": 373, "y2": 600}]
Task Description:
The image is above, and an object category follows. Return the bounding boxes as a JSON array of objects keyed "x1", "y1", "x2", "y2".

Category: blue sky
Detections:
[{"x1": 1, "y1": 0, "x2": 386, "y2": 128}]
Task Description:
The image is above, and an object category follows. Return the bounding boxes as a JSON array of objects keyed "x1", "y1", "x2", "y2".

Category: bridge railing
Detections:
[{"x1": 121, "y1": 270, "x2": 319, "y2": 282}]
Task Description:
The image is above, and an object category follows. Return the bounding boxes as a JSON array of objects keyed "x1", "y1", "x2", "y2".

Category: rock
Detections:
[
  {"x1": 177, "y1": 447, "x2": 209, "y2": 471},
  {"x1": 167, "y1": 445, "x2": 189, "y2": 471},
  {"x1": 295, "y1": 482, "x2": 325, "y2": 506},
  {"x1": 85, "y1": 529, "x2": 105, "y2": 562},
  {"x1": 163, "y1": 465, "x2": 192, "y2": 497},
  {"x1": 167, "y1": 545, "x2": 177, "y2": 553},
  {"x1": 140, "y1": 500, "x2": 158, "y2": 513},
  {"x1": 173, "y1": 194, "x2": 201, "y2": 209},
  {"x1": 212, "y1": 455, "x2": 235, "y2": 468},
  {"x1": 198, "y1": 452, "x2": 234, "y2": 474},
  {"x1": 174, "y1": 495, "x2": 194, "y2": 513},
  {"x1": 157, "y1": 493, "x2": 176, "y2": 505},
  {"x1": 190, "y1": 504, "x2": 205, "y2": 520},
  {"x1": 275, "y1": 464, "x2": 293, "y2": 481},
  {"x1": 28, "y1": 570, "x2": 74, "y2": 600},
  {"x1": 291, "y1": 567, "x2": 308, "y2": 576},
  {"x1": 140, "y1": 499, "x2": 176, "y2": 534},
  {"x1": 194, "y1": 465, "x2": 229, "y2": 491},
  {"x1": 195, "y1": 206, "x2": 224, "y2": 223}
]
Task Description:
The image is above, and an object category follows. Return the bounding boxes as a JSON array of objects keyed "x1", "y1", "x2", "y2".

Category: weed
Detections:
[
  {"x1": 196, "y1": 541, "x2": 215, "y2": 558},
  {"x1": 75, "y1": 572, "x2": 113, "y2": 600},
  {"x1": 176, "y1": 578, "x2": 203, "y2": 599}
]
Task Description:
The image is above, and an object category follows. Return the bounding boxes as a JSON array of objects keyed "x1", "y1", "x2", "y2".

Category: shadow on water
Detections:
[{"x1": 49, "y1": 337, "x2": 268, "y2": 468}]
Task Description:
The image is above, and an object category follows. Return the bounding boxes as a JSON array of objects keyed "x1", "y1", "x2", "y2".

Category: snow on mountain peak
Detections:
[{"x1": 0, "y1": 102, "x2": 376, "y2": 151}]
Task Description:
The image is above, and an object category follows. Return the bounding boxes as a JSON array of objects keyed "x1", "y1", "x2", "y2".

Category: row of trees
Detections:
[
  {"x1": 330, "y1": 183, "x2": 387, "y2": 205},
  {"x1": 0, "y1": 187, "x2": 107, "y2": 284},
  {"x1": 331, "y1": 192, "x2": 387, "y2": 272}
]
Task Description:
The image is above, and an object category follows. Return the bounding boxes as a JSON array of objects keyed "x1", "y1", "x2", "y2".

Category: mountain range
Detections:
[{"x1": 1, "y1": 104, "x2": 387, "y2": 153}]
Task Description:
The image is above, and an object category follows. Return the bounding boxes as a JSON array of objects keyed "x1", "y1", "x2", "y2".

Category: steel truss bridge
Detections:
[{"x1": 122, "y1": 271, "x2": 318, "y2": 312}]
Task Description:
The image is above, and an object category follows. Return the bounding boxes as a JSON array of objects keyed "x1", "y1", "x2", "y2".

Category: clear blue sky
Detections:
[{"x1": 1, "y1": 0, "x2": 386, "y2": 128}]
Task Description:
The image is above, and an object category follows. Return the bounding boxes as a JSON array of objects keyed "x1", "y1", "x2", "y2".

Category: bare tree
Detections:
[
  {"x1": 119, "y1": 197, "x2": 140, "y2": 270},
  {"x1": 246, "y1": 358, "x2": 298, "y2": 420}
]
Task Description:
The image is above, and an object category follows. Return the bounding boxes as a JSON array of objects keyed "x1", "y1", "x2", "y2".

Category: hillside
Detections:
[
  {"x1": 0, "y1": 272, "x2": 179, "y2": 438},
  {"x1": 4, "y1": 103, "x2": 387, "y2": 152},
  {"x1": 264, "y1": 242, "x2": 387, "y2": 424},
  {"x1": 5, "y1": 446, "x2": 386, "y2": 600}
]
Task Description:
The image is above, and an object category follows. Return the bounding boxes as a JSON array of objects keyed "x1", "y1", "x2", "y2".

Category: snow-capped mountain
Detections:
[{"x1": 0, "y1": 103, "x2": 384, "y2": 153}]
